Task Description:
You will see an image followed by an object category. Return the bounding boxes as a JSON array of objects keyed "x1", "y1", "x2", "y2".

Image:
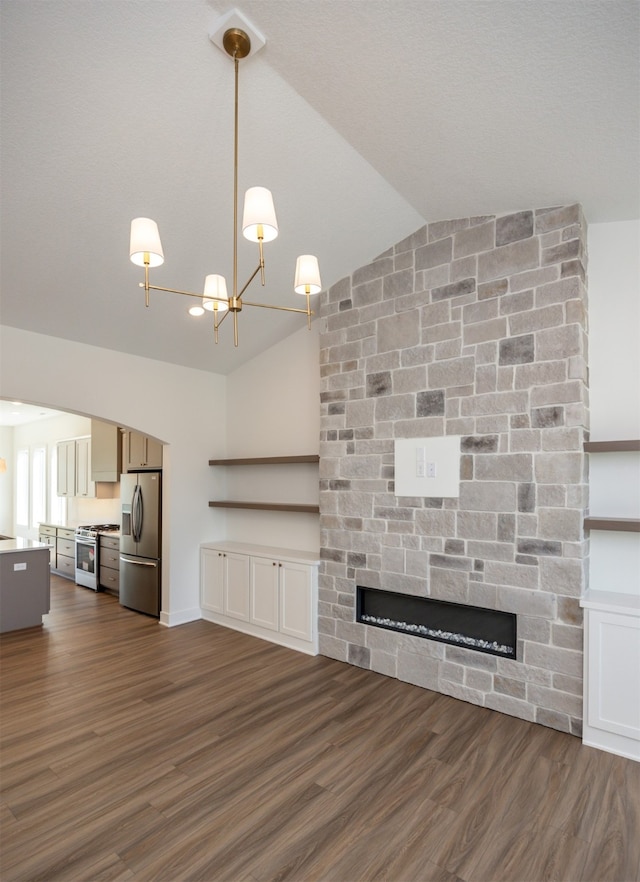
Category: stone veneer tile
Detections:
[
  {"x1": 454, "y1": 221, "x2": 495, "y2": 258},
  {"x1": 496, "y1": 211, "x2": 534, "y2": 246},
  {"x1": 319, "y1": 203, "x2": 587, "y2": 738},
  {"x1": 416, "y1": 237, "x2": 453, "y2": 270},
  {"x1": 478, "y1": 237, "x2": 540, "y2": 283}
]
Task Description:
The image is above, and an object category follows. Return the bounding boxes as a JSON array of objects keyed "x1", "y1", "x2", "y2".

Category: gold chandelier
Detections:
[{"x1": 129, "y1": 19, "x2": 321, "y2": 348}]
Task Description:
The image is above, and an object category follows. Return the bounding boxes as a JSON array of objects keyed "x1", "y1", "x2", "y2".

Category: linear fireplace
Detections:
[{"x1": 357, "y1": 586, "x2": 517, "y2": 659}]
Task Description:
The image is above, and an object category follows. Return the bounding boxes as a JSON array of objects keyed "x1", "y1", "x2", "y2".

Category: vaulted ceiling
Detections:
[{"x1": 2, "y1": 1, "x2": 638, "y2": 375}]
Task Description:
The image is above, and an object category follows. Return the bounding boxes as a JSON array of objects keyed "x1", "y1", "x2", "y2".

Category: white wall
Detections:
[
  {"x1": 587, "y1": 220, "x2": 640, "y2": 596},
  {"x1": 0, "y1": 425, "x2": 13, "y2": 536},
  {"x1": 0, "y1": 325, "x2": 226, "y2": 625},
  {"x1": 224, "y1": 323, "x2": 321, "y2": 552},
  {"x1": 588, "y1": 220, "x2": 640, "y2": 439}
]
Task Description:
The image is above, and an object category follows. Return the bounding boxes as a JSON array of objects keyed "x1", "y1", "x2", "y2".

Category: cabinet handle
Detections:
[
  {"x1": 273, "y1": 562, "x2": 277, "y2": 566},
  {"x1": 279, "y1": 563, "x2": 283, "y2": 568}
]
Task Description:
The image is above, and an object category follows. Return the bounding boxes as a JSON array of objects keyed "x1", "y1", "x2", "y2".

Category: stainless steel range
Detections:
[{"x1": 75, "y1": 524, "x2": 120, "y2": 590}]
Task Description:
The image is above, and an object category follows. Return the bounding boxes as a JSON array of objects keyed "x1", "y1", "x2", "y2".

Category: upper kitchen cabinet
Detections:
[
  {"x1": 56, "y1": 439, "x2": 76, "y2": 497},
  {"x1": 91, "y1": 420, "x2": 122, "y2": 482},
  {"x1": 123, "y1": 430, "x2": 162, "y2": 471},
  {"x1": 56, "y1": 436, "x2": 95, "y2": 498},
  {"x1": 75, "y1": 437, "x2": 95, "y2": 497}
]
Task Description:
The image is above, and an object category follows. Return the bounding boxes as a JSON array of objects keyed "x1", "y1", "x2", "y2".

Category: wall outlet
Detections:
[
  {"x1": 394, "y1": 436, "x2": 461, "y2": 497},
  {"x1": 14, "y1": 562, "x2": 27, "y2": 571}
]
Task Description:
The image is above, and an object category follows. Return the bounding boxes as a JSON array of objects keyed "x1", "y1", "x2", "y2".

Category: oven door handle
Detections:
[{"x1": 76, "y1": 538, "x2": 96, "y2": 547}]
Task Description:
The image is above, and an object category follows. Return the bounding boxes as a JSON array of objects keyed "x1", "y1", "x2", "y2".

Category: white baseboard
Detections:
[{"x1": 159, "y1": 607, "x2": 202, "y2": 628}]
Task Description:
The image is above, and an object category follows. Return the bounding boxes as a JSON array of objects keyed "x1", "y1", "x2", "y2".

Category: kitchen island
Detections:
[{"x1": 0, "y1": 539, "x2": 51, "y2": 632}]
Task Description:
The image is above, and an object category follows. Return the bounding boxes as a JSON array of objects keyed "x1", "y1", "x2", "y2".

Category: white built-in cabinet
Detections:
[
  {"x1": 56, "y1": 436, "x2": 95, "y2": 498},
  {"x1": 581, "y1": 592, "x2": 640, "y2": 761},
  {"x1": 581, "y1": 440, "x2": 640, "y2": 761},
  {"x1": 200, "y1": 541, "x2": 319, "y2": 654}
]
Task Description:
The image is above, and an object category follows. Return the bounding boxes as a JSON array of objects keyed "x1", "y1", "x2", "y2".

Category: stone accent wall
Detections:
[{"x1": 318, "y1": 204, "x2": 589, "y2": 736}]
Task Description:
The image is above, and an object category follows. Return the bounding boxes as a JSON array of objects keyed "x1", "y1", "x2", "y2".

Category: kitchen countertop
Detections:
[{"x1": 0, "y1": 538, "x2": 48, "y2": 555}]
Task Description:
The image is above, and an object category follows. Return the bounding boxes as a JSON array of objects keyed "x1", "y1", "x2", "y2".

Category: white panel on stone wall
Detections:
[{"x1": 395, "y1": 436, "x2": 461, "y2": 498}]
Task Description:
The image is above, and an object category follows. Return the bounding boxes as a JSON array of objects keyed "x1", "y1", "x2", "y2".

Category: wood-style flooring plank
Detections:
[{"x1": 2, "y1": 575, "x2": 639, "y2": 882}]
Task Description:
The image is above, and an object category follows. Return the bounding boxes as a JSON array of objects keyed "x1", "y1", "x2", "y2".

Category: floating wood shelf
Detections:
[
  {"x1": 584, "y1": 517, "x2": 640, "y2": 533},
  {"x1": 584, "y1": 440, "x2": 640, "y2": 453},
  {"x1": 208, "y1": 455, "x2": 320, "y2": 514},
  {"x1": 209, "y1": 455, "x2": 319, "y2": 466},
  {"x1": 209, "y1": 501, "x2": 320, "y2": 513}
]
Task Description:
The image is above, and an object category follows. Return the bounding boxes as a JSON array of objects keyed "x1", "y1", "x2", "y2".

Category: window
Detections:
[
  {"x1": 16, "y1": 448, "x2": 29, "y2": 527},
  {"x1": 50, "y1": 445, "x2": 66, "y2": 525},
  {"x1": 31, "y1": 447, "x2": 46, "y2": 529}
]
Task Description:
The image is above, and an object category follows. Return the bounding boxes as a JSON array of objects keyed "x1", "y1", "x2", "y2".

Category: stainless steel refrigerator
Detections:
[{"x1": 120, "y1": 471, "x2": 161, "y2": 617}]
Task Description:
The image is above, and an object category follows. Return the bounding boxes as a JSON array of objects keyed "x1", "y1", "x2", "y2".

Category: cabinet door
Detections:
[
  {"x1": 56, "y1": 440, "x2": 76, "y2": 497},
  {"x1": 126, "y1": 431, "x2": 147, "y2": 470},
  {"x1": 144, "y1": 436, "x2": 163, "y2": 468},
  {"x1": 75, "y1": 438, "x2": 95, "y2": 498},
  {"x1": 250, "y1": 556, "x2": 279, "y2": 631},
  {"x1": 588, "y1": 609, "x2": 640, "y2": 740},
  {"x1": 125, "y1": 430, "x2": 162, "y2": 470},
  {"x1": 200, "y1": 548, "x2": 224, "y2": 614},
  {"x1": 279, "y1": 561, "x2": 313, "y2": 642},
  {"x1": 91, "y1": 420, "x2": 122, "y2": 481},
  {"x1": 224, "y1": 552, "x2": 250, "y2": 621}
]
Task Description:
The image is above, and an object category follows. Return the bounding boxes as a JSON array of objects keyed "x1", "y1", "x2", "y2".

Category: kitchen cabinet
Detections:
[
  {"x1": 56, "y1": 440, "x2": 76, "y2": 497},
  {"x1": 123, "y1": 430, "x2": 162, "y2": 471},
  {"x1": 75, "y1": 437, "x2": 95, "y2": 498},
  {"x1": 56, "y1": 437, "x2": 96, "y2": 498},
  {"x1": 91, "y1": 420, "x2": 122, "y2": 482},
  {"x1": 200, "y1": 541, "x2": 319, "y2": 654},
  {"x1": 99, "y1": 534, "x2": 120, "y2": 596},
  {"x1": 55, "y1": 527, "x2": 76, "y2": 579},
  {"x1": 39, "y1": 523, "x2": 76, "y2": 580},
  {"x1": 38, "y1": 524, "x2": 56, "y2": 566}
]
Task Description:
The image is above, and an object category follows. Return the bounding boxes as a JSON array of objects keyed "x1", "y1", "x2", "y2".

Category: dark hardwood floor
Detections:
[{"x1": 1, "y1": 574, "x2": 639, "y2": 882}]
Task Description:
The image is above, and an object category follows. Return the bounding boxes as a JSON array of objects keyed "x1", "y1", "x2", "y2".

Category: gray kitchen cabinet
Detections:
[
  {"x1": 91, "y1": 420, "x2": 122, "y2": 482},
  {"x1": 123, "y1": 430, "x2": 162, "y2": 471},
  {"x1": 38, "y1": 524, "x2": 76, "y2": 580},
  {"x1": 75, "y1": 437, "x2": 95, "y2": 498},
  {"x1": 99, "y1": 534, "x2": 120, "y2": 595},
  {"x1": 38, "y1": 524, "x2": 56, "y2": 566},
  {"x1": 0, "y1": 543, "x2": 50, "y2": 632},
  {"x1": 55, "y1": 527, "x2": 76, "y2": 579},
  {"x1": 56, "y1": 439, "x2": 76, "y2": 497},
  {"x1": 56, "y1": 437, "x2": 96, "y2": 498}
]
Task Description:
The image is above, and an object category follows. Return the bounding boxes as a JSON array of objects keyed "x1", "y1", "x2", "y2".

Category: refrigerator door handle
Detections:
[
  {"x1": 120, "y1": 555, "x2": 157, "y2": 567},
  {"x1": 132, "y1": 485, "x2": 143, "y2": 543}
]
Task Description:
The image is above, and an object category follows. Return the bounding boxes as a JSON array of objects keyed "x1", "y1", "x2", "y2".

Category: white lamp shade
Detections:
[
  {"x1": 294, "y1": 255, "x2": 322, "y2": 295},
  {"x1": 242, "y1": 187, "x2": 278, "y2": 243},
  {"x1": 203, "y1": 274, "x2": 229, "y2": 312},
  {"x1": 130, "y1": 218, "x2": 164, "y2": 267}
]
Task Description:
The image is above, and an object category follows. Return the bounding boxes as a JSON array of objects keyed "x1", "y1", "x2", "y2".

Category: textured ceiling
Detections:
[{"x1": 1, "y1": 0, "x2": 638, "y2": 376}]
